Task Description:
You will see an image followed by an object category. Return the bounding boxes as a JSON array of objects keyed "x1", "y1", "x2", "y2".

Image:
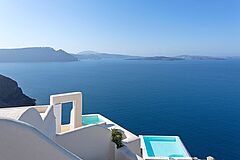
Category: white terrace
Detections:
[
  {"x1": 0, "y1": 92, "x2": 142, "y2": 160},
  {"x1": 0, "y1": 92, "x2": 212, "y2": 160}
]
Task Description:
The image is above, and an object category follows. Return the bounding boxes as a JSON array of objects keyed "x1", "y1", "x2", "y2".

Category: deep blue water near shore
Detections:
[{"x1": 0, "y1": 60, "x2": 239, "y2": 160}]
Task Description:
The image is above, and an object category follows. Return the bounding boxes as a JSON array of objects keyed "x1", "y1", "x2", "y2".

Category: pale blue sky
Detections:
[{"x1": 0, "y1": 0, "x2": 239, "y2": 56}]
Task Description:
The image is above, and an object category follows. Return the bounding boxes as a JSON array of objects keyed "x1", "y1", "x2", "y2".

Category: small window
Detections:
[{"x1": 61, "y1": 102, "x2": 73, "y2": 125}]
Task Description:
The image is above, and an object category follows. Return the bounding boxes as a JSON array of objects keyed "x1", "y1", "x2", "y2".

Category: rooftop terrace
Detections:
[{"x1": 0, "y1": 92, "x2": 214, "y2": 160}]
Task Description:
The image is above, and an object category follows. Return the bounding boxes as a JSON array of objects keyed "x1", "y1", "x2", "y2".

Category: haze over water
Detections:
[{"x1": 0, "y1": 60, "x2": 239, "y2": 160}]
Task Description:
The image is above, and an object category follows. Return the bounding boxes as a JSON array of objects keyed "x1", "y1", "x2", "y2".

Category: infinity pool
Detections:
[
  {"x1": 82, "y1": 115, "x2": 104, "y2": 125},
  {"x1": 140, "y1": 136, "x2": 191, "y2": 159}
]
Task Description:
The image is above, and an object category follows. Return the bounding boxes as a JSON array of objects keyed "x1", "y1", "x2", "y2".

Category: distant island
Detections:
[
  {"x1": 74, "y1": 51, "x2": 140, "y2": 60},
  {"x1": 74, "y1": 51, "x2": 226, "y2": 61},
  {"x1": 0, "y1": 47, "x2": 228, "y2": 62},
  {"x1": 127, "y1": 56, "x2": 184, "y2": 61},
  {"x1": 0, "y1": 74, "x2": 35, "y2": 107},
  {"x1": 176, "y1": 55, "x2": 226, "y2": 60},
  {"x1": 0, "y1": 47, "x2": 77, "y2": 63}
]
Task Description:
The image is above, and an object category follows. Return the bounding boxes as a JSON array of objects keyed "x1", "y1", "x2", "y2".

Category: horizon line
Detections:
[{"x1": 0, "y1": 46, "x2": 238, "y2": 57}]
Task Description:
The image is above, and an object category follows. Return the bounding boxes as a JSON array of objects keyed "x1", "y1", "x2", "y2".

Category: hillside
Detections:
[
  {"x1": 0, "y1": 47, "x2": 77, "y2": 62},
  {"x1": 0, "y1": 74, "x2": 35, "y2": 107}
]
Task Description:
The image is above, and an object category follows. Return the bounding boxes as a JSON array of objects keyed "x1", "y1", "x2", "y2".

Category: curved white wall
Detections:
[
  {"x1": 42, "y1": 106, "x2": 57, "y2": 140},
  {"x1": 18, "y1": 108, "x2": 44, "y2": 132},
  {"x1": 0, "y1": 118, "x2": 82, "y2": 160},
  {"x1": 18, "y1": 107, "x2": 57, "y2": 140},
  {"x1": 56, "y1": 125, "x2": 113, "y2": 160}
]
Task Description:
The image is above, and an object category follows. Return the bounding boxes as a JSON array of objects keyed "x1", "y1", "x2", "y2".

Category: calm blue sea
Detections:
[{"x1": 0, "y1": 60, "x2": 239, "y2": 160}]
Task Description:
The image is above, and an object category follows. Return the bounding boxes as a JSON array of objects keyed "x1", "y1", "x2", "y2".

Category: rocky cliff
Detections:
[{"x1": 0, "y1": 75, "x2": 36, "y2": 107}]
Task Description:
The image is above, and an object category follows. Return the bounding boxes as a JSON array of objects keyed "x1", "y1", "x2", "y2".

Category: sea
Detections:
[{"x1": 0, "y1": 59, "x2": 239, "y2": 160}]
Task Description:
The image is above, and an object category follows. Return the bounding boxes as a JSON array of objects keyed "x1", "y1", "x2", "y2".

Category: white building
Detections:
[{"x1": 0, "y1": 92, "x2": 208, "y2": 160}]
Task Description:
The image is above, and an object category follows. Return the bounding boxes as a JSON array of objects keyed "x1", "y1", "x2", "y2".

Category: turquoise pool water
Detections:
[
  {"x1": 82, "y1": 115, "x2": 104, "y2": 125},
  {"x1": 143, "y1": 136, "x2": 189, "y2": 158}
]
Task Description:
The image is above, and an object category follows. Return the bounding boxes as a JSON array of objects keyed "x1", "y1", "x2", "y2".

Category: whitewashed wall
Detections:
[
  {"x1": 115, "y1": 146, "x2": 141, "y2": 160},
  {"x1": 0, "y1": 118, "x2": 82, "y2": 160},
  {"x1": 42, "y1": 106, "x2": 57, "y2": 140},
  {"x1": 18, "y1": 107, "x2": 44, "y2": 131},
  {"x1": 18, "y1": 106, "x2": 56, "y2": 140},
  {"x1": 56, "y1": 125, "x2": 113, "y2": 160}
]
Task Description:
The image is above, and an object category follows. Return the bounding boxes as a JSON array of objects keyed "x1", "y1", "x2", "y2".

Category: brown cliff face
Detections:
[{"x1": 0, "y1": 74, "x2": 35, "y2": 107}]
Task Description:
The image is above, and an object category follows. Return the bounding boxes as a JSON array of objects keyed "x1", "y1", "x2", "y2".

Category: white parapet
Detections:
[{"x1": 97, "y1": 114, "x2": 141, "y2": 156}]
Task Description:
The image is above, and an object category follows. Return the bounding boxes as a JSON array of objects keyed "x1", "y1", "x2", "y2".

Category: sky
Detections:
[{"x1": 0, "y1": 0, "x2": 239, "y2": 56}]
